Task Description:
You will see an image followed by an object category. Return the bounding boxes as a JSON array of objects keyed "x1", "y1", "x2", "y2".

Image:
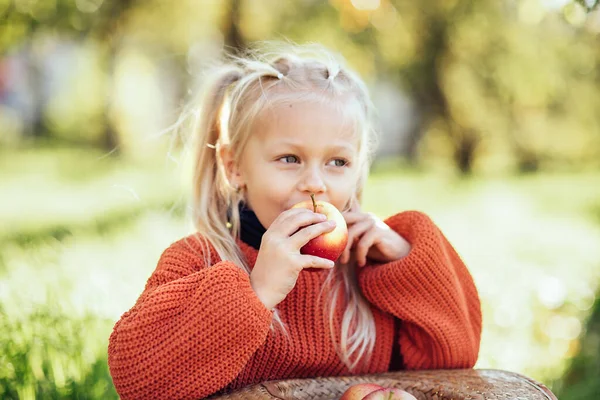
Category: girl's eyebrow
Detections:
[{"x1": 272, "y1": 139, "x2": 355, "y2": 153}]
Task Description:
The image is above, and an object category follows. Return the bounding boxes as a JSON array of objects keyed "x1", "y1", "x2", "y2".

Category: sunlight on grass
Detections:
[
  {"x1": 0, "y1": 149, "x2": 186, "y2": 241},
  {"x1": 1, "y1": 211, "x2": 189, "y2": 321}
]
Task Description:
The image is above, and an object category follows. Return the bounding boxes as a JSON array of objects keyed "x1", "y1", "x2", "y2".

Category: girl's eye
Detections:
[
  {"x1": 329, "y1": 158, "x2": 348, "y2": 167},
  {"x1": 279, "y1": 155, "x2": 299, "y2": 163}
]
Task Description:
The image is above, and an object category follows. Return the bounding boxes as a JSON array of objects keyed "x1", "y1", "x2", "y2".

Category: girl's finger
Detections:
[
  {"x1": 355, "y1": 228, "x2": 380, "y2": 267},
  {"x1": 297, "y1": 255, "x2": 336, "y2": 271},
  {"x1": 340, "y1": 218, "x2": 374, "y2": 264},
  {"x1": 342, "y1": 211, "x2": 368, "y2": 225},
  {"x1": 272, "y1": 208, "x2": 327, "y2": 237},
  {"x1": 290, "y1": 219, "x2": 337, "y2": 249},
  {"x1": 269, "y1": 207, "x2": 306, "y2": 230}
]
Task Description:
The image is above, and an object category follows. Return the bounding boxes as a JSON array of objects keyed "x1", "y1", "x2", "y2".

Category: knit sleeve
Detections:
[
  {"x1": 358, "y1": 211, "x2": 482, "y2": 370},
  {"x1": 107, "y1": 237, "x2": 273, "y2": 400}
]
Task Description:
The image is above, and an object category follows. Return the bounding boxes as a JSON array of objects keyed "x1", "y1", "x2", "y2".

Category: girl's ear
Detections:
[{"x1": 219, "y1": 145, "x2": 244, "y2": 188}]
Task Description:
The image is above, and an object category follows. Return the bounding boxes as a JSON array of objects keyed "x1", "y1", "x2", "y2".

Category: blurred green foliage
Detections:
[
  {"x1": 2, "y1": 0, "x2": 600, "y2": 173},
  {"x1": 554, "y1": 297, "x2": 600, "y2": 399}
]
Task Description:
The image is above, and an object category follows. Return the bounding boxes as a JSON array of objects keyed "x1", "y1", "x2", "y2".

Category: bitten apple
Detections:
[
  {"x1": 362, "y1": 388, "x2": 417, "y2": 400},
  {"x1": 291, "y1": 194, "x2": 348, "y2": 263},
  {"x1": 339, "y1": 383, "x2": 384, "y2": 400}
]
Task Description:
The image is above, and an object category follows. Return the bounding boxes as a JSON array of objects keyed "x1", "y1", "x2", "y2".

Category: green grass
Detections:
[
  {"x1": 2, "y1": 146, "x2": 600, "y2": 398},
  {"x1": 554, "y1": 297, "x2": 600, "y2": 399},
  {"x1": 0, "y1": 146, "x2": 187, "y2": 246},
  {"x1": 0, "y1": 304, "x2": 118, "y2": 400}
]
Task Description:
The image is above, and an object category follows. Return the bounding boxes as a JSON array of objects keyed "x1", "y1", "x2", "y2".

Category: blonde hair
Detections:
[{"x1": 182, "y1": 42, "x2": 379, "y2": 371}]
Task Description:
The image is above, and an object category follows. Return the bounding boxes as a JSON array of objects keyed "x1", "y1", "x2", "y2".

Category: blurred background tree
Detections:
[
  {"x1": 2, "y1": 0, "x2": 600, "y2": 172},
  {"x1": 3, "y1": 0, "x2": 600, "y2": 170},
  {"x1": 1, "y1": 0, "x2": 600, "y2": 398},
  {"x1": 0, "y1": 0, "x2": 143, "y2": 151}
]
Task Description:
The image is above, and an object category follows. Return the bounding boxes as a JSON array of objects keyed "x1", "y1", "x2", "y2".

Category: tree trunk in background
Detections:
[
  {"x1": 402, "y1": 17, "x2": 452, "y2": 166},
  {"x1": 25, "y1": 38, "x2": 48, "y2": 140},
  {"x1": 223, "y1": 0, "x2": 245, "y2": 53},
  {"x1": 507, "y1": 104, "x2": 540, "y2": 174},
  {"x1": 100, "y1": 43, "x2": 119, "y2": 155},
  {"x1": 453, "y1": 129, "x2": 479, "y2": 175},
  {"x1": 94, "y1": 0, "x2": 138, "y2": 155},
  {"x1": 401, "y1": 2, "x2": 480, "y2": 175}
]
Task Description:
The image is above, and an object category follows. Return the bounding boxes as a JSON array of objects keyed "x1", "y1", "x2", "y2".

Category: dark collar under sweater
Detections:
[{"x1": 228, "y1": 202, "x2": 266, "y2": 250}]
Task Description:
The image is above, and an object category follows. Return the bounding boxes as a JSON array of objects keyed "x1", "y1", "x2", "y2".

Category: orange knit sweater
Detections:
[{"x1": 108, "y1": 211, "x2": 482, "y2": 400}]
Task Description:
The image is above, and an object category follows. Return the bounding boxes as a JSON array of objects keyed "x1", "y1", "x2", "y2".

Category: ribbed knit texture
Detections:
[{"x1": 107, "y1": 211, "x2": 482, "y2": 400}]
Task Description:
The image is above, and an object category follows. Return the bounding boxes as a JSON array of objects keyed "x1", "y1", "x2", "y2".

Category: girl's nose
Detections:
[{"x1": 298, "y1": 167, "x2": 326, "y2": 194}]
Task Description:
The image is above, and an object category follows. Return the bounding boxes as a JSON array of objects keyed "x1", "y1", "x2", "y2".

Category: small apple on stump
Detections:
[
  {"x1": 362, "y1": 387, "x2": 417, "y2": 400},
  {"x1": 339, "y1": 383, "x2": 384, "y2": 400}
]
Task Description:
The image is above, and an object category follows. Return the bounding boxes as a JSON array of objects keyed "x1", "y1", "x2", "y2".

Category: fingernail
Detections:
[
  {"x1": 318, "y1": 214, "x2": 327, "y2": 220},
  {"x1": 327, "y1": 220, "x2": 336, "y2": 226}
]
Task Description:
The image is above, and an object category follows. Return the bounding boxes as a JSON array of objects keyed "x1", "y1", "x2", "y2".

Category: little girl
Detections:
[{"x1": 107, "y1": 43, "x2": 482, "y2": 400}]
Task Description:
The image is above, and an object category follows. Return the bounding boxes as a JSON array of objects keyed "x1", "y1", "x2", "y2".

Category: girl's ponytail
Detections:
[{"x1": 189, "y1": 66, "x2": 243, "y2": 262}]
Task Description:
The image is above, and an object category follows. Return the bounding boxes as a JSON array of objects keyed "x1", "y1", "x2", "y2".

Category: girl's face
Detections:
[{"x1": 228, "y1": 100, "x2": 361, "y2": 229}]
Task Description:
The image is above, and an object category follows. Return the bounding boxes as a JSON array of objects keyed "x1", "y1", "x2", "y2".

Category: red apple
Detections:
[
  {"x1": 291, "y1": 194, "x2": 348, "y2": 265},
  {"x1": 339, "y1": 383, "x2": 384, "y2": 400},
  {"x1": 362, "y1": 388, "x2": 417, "y2": 400}
]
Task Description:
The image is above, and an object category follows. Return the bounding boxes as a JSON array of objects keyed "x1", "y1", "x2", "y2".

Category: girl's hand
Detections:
[
  {"x1": 340, "y1": 201, "x2": 411, "y2": 267},
  {"x1": 250, "y1": 208, "x2": 336, "y2": 310}
]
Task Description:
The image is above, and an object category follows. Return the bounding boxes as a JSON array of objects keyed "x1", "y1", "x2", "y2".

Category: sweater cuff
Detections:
[
  {"x1": 383, "y1": 210, "x2": 431, "y2": 251},
  {"x1": 359, "y1": 210, "x2": 432, "y2": 274},
  {"x1": 358, "y1": 210, "x2": 445, "y2": 309}
]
